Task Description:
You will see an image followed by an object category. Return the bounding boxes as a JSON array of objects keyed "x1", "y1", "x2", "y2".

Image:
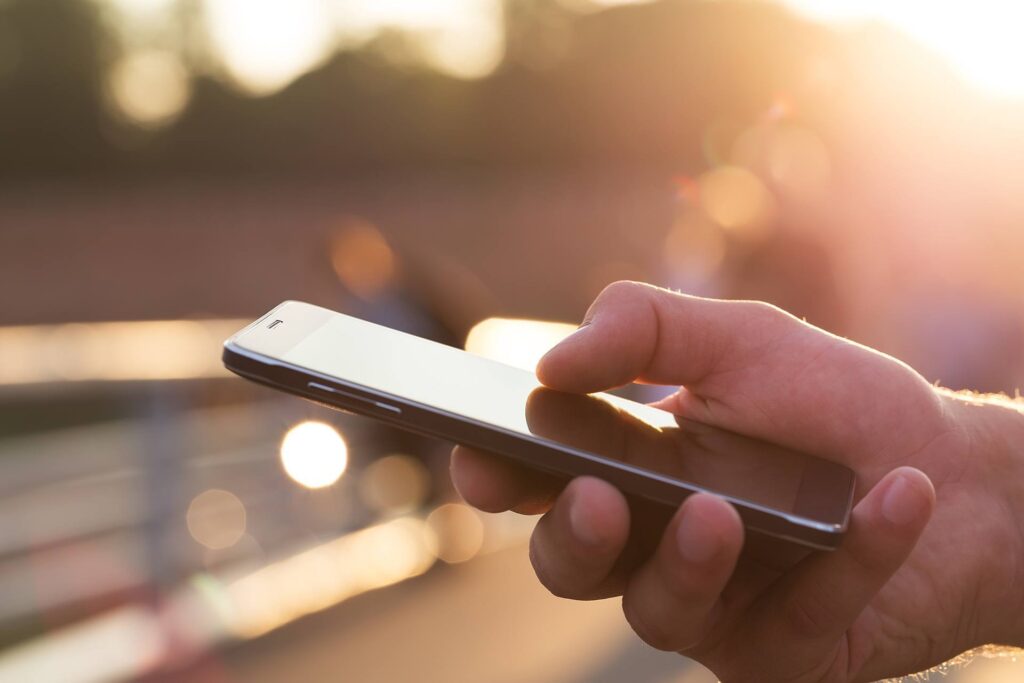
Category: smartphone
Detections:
[{"x1": 223, "y1": 301, "x2": 855, "y2": 550}]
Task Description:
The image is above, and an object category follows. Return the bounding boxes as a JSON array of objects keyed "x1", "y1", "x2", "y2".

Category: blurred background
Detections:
[{"x1": 1, "y1": 0, "x2": 1023, "y2": 681}]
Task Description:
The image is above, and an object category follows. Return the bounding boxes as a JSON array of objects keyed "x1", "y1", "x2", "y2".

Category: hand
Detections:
[{"x1": 450, "y1": 281, "x2": 1024, "y2": 682}]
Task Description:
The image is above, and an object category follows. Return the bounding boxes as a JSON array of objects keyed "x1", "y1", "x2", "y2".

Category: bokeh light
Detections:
[
  {"x1": 225, "y1": 517, "x2": 437, "y2": 638},
  {"x1": 464, "y1": 318, "x2": 577, "y2": 371},
  {"x1": 105, "y1": 0, "x2": 177, "y2": 15},
  {"x1": 0, "y1": 319, "x2": 244, "y2": 385},
  {"x1": 662, "y1": 209, "x2": 728, "y2": 280},
  {"x1": 698, "y1": 165, "x2": 775, "y2": 237},
  {"x1": 279, "y1": 421, "x2": 349, "y2": 489},
  {"x1": 203, "y1": 0, "x2": 335, "y2": 95},
  {"x1": 333, "y1": 0, "x2": 505, "y2": 79},
  {"x1": 104, "y1": 49, "x2": 191, "y2": 129},
  {"x1": 186, "y1": 489, "x2": 247, "y2": 550},
  {"x1": 425, "y1": 503, "x2": 485, "y2": 564},
  {"x1": 731, "y1": 123, "x2": 831, "y2": 200},
  {"x1": 358, "y1": 454, "x2": 431, "y2": 515},
  {"x1": 329, "y1": 219, "x2": 397, "y2": 299}
]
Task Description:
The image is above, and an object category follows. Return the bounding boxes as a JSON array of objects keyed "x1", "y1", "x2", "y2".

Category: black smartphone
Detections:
[{"x1": 223, "y1": 301, "x2": 855, "y2": 550}]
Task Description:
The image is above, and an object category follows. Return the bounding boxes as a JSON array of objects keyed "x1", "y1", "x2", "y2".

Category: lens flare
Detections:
[
  {"x1": 663, "y1": 210, "x2": 727, "y2": 279},
  {"x1": 698, "y1": 166, "x2": 774, "y2": 236}
]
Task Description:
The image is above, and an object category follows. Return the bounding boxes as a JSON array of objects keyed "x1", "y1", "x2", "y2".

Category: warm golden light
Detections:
[
  {"x1": 104, "y1": 49, "x2": 191, "y2": 129},
  {"x1": 662, "y1": 209, "x2": 728, "y2": 279},
  {"x1": 780, "y1": 0, "x2": 1024, "y2": 98},
  {"x1": 464, "y1": 318, "x2": 578, "y2": 371},
  {"x1": 186, "y1": 489, "x2": 247, "y2": 551},
  {"x1": 425, "y1": 503, "x2": 485, "y2": 564},
  {"x1": 279, "y1": 421, "x2": 349, "y2": 489},
  {"x1": 698, "y1": 165, "x2": 774, "y2": 237},
  {"x1": 0, "y1": 319, "x2": 246, "y2": 385},
  {"x1": 203, "y1": 0, "x2": 335, "y2": 95},
  {"x1": 334, "y1": 1, "x2": 505, "y2": 79},
  {"x1": 0, "y1": 605, "x2": 166, "y2": 683},
  {"x1": 358, "y1": 454, "x2": 431, "y2": 514},
  {"x1": 225, "y1": 516, "x2": 436, "y2": 638},
  {"x1": 732, "y1": 123, "x2": 831, "y2": 200},
  {"x1": 329, "y1": 219, "x2": 397, "y2": 299}
]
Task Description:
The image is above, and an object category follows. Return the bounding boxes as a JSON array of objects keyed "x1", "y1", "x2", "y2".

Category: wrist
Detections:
[{"x1": 943, "y1": 391, "x2": 1024, "y2": 646}]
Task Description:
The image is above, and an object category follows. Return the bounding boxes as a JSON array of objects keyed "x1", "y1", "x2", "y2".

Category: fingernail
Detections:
[
  {"x1": 569, "y1": 496, "x2": 605, "y2": 547},
  {"x1": 676, "y1": 502, "x2": 720, "y2": 563},
  {"x1": 881, "y1": 472, "x2": 927, "y2": 526}
]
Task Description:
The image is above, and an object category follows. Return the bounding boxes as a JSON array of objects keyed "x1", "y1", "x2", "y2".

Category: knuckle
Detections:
[
  {"x1": 740, "y1": 299, "x2": 792, "y2": 327},
  {"x1": 601, "y1": 279, "x2": 647, "y2": 298},
  {"x1": 593, "y1": 280, "x2": 655, "y2": 312}
]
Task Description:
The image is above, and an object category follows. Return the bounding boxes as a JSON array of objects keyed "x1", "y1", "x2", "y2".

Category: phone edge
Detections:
[{"x1": 223, "y1": 340, "x2": 847, "y2": 551}]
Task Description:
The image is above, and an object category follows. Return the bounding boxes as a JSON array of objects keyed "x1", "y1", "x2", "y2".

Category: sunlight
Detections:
[
  {"x1": 464, "y1": 318, "x2": 578, "y2": 371},
  {"x1": 333, "y1": 0, "x2": 505, "y2": 79},
  {"x1": 203, "y1": 0, "x2": 335, "y2": 95},
  {"x1": 103, "y1": 0, "x2": 177, "y2": 16},
  {"x1": 781, "y1": 0, "x2": 1024, "y2": 98}
]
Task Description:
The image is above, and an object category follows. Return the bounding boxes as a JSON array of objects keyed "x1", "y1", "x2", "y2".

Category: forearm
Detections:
[{"x1": 940, "y1": 388, "x2": 1024, "y2": 647}]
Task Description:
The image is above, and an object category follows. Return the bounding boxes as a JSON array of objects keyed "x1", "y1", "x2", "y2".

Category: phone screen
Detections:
[{"x1": 237, "y1": 307, "x2": 846, "y2": 522}]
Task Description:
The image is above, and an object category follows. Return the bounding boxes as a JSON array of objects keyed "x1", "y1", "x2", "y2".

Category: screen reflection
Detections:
[{"x1": 524, "y1": 388, "x2": 805, "y2": 513}]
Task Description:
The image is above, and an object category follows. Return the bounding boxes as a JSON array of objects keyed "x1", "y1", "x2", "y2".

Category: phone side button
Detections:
[
  {"x1": 372, "y1": 401, "x2": 402, "y2": 415},
  {"x1": 307, "y1": 381, "x2": 401, "y2": 415}
]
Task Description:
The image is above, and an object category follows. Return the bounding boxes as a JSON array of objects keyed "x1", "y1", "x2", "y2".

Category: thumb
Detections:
[{"x1": 537, "y1": 280, "x2": 804, "y2": 394}]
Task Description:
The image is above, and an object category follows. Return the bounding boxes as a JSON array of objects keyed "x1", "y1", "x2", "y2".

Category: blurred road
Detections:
[
  {"x1": 187, "y1": 545, "x2": 707, "y2": 683},
  {"x1": 170, "y1": 543, "x2": 1024, "y2": 683},
  {"x1": 3, "y1": 395, "x2": 1023, "y2": 682}
]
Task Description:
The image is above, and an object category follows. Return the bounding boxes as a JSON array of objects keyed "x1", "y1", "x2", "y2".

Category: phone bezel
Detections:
[{"x1": 223, "y1": 301, "x2": 855, "y2": 551}]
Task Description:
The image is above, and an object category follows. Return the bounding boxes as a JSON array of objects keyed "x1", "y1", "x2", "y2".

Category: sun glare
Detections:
[
  {"x1": 334, "y1": 0, "x2": 505, "y2": 79},
  {"x1": 781, "y1": 0, "x2": 1024, "y2": 98},
  {"x1": 464, "y1": 318, "x2": 578, "y2": 371},
  {"x1": 200, "y1": 0, "x2": 505, "y2": 92},
  {"x1": 203, "y1": 0, "x2": 336, "y2": 95}
]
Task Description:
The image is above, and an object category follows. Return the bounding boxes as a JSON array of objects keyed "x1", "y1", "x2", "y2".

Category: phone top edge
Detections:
[
  {"x1": 223, "y1": 301, "x2": 293, "y2": 347},
  {"x1": 225, "y1": 301, "x2": 336, "y2": 359}
]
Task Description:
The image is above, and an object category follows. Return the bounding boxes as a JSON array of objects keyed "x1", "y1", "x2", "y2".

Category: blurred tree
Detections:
[
  {"x1": 0, "y1": 0, "x2": 979, "y2": 179},
  {"x1": 0, "y1": 0, "x2": 110, "y2": 176}
]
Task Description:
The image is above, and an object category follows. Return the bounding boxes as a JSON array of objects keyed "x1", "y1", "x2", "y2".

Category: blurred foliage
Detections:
[
  {"x1": 0, "y1": 0, "x2": 942, "y2": 178},
  {"x1": 0, "y1": 0, "x2": 111, "y2": 174}
]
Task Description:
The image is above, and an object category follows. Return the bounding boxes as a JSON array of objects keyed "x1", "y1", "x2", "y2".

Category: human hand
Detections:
[{"x1": 451, "y1": 281, "x2": 1024, "y2": 681}]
